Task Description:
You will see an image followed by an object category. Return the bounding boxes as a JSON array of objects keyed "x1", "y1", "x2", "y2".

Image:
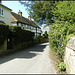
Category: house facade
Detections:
[
  {"x1": 0, "y1": 4, "x2": 11, "y2": 25},
  {"x1": 41, "y1": 26, "x2": 49, "y2": 35},
  {"x1": 11, "y1": 10, "x2": 41, "y2": 37}
]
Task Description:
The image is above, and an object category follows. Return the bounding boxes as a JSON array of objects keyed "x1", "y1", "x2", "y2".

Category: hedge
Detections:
[
  {"x1": 9, "y1": 26, "x2": 34, "y2": 44},
  {"x1": 49, "y1": 21, "x2": 75, "y2": 60},
  {"x1": 0, "y1": 23, "x2": 9, "y2": 45},
  {"x1": 0, "y1": 24, "x2": 34, "y2": 50}
]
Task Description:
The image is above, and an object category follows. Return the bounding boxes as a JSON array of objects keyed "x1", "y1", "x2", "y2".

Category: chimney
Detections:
[
  {"x1": 28, "y1": 16, "x2": 31, "y2": 20},
  {"x1": 18, "y1": 10, "x2": 22, "y2": 16}
]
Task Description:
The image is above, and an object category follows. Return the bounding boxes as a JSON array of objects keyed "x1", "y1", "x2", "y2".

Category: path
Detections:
[{"x1": 0, "y1": 42, "x2": 56, "y2": 74}]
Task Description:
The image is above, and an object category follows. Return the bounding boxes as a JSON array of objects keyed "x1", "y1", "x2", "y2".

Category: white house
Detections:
[
  {"x1": 0, "y1": 3, "x2": 11, "y2": 25},
  {"x1": 11, "y1": 10, "x2": 42, "y2": 37},
  {"x1": 42, "y1": 26, "x2": 49, "y2": 34}
]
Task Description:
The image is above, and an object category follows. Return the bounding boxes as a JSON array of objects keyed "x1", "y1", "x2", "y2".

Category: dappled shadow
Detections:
[{"x1": 0, "y1": 42, "x2": 49, "y2": 64}]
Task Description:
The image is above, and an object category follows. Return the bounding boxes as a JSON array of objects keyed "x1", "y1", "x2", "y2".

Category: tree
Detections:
[
  {"x1": 43, "y1": 25, "x2": 46, "y2": 29},
  {"x1": 49, "y1": 1, "x2": 75, "y2": 59},
  {"x1": 52, "y1": 1, "x2": 75, "y2": 24},
  {"x1": 19, "y1": 1, "x2": 58, "y2": 25},
  {"x1": 44, "y1": 31, "x2": 48, "y2": 38}
]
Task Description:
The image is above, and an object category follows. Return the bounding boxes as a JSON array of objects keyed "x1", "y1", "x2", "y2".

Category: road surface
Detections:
[{"x1": 0, "y1": 42, "x2": 56, "y2": 74}]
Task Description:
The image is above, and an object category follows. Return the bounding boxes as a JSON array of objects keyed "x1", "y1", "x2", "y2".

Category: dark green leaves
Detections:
[{"x1": 20, "y1": 1, "x2": 57, "y2": 25}]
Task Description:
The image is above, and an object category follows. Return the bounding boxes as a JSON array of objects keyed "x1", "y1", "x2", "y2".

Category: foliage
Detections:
[
  {"x1": 52, "y1": 1, "x2": 75, "y2": 23},
  {"x1": 0, "y1": 24, "x2": 34, "y2": 54},
  {"x1": 20, "y1": 1, "x2": 75, "y2": 60},
  {"x1": 9, "y1": 26, "x2": 34, "y2": 44},
  {"x1": 13, "y1": 41, "x2": 32, "y2": 50},
  {"x1": 33, "y1": 38, "x2": 38, "y2": 40},
  {"x1": 57, "y1": 62, "x2": 66, "y2": 71},
  {"x1": 43, "y1": 25, "x2": 46, "y2": 29},
  {"x1": 49, "y1": 21, "x2": 75, "y2": 59},
  {"x1": 48, "y1": 1, "x2": 75, "y2": 60},
  {"x1": 38, "y1": 35, "x2": 45, "y2": 40},
  {"x1": 0, "y1": 23, "x2": 9, "y2": 45},
  {"x1": 43, "y1": 31, "x2": 48, "y2": 38},
  {"x1": 0, "y1": 23, "x2": 34, "y2": 46},
  {"x1": 20, "y1": 1, "x2": 57, "y2": 25}
]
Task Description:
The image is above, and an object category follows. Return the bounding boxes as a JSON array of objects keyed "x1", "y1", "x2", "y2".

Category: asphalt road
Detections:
[{"x1": 0, "y1": 42, "x2": 56, "y2": 74}]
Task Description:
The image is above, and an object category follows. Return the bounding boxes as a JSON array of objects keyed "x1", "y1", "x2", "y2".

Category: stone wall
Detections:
[{"x1": 64, "y1": 37, "x2": 75, "y2": 74}]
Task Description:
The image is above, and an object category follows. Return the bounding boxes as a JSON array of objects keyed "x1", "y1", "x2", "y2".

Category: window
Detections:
[
  {"x1": 21, "y1": 24, "x2": 23, "y2": 27},
  {"x1": 0, "y1": 8, "x2": 3, "y2": 16},
  {"x1": 31, "y1": 26, "x2": 33, "y2": 29},
  {"x1": 26, "y1": 25, "x2": 27, "y2": 28},
  {"x1": 2, "y1": 9, "x2": 3, "y2": 15},
  {"x1": 27, "y1": 26, "x2": 29, "y2": 29},
  {"x1": 0, "y1": 8, "x2": 1, "y2": 15}
]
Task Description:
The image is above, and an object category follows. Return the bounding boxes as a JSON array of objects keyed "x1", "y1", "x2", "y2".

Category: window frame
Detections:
[{"x1": 0, "y1": 7, "x2": 3, "y2": 16}]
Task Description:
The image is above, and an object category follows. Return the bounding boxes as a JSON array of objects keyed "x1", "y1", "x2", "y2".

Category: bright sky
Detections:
[{"x1": 2, "y1": 1, "x2": 29, "y2": 18}]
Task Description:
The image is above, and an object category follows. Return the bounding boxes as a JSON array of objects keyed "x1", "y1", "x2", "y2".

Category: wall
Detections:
[
  {"x1": 0, "y1": 5, "x2": 11, "y2": 25},
  {"x1": 64, "y1": 37, "x2": 75, "y2": 74}
]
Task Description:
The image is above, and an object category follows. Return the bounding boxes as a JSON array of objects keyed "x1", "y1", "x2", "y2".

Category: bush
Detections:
[
  {"x1": 0, "y1": 24, "x2": 34, "y2": 51},
  {"x1": 49, "y1": 21, "x2": 75, "y2": 59},
  {"x1": 43, "y1": 31, "x2": 48, "y2": 38},
  {"x1": 9, "y1": 26, "x2": 34, "y2": 44},
  {"x1": 0, "y1": 23, "x2": 9, "y2": 45},
  {"x1": 57, "y1": 62, "x2": 66, "y2": 71},
  {"x1": 38, "y1": 36, "x2": 45, "y2": 39},
  {"x1": 33, "y1": 38, "x2": 38, "y2": 40}
]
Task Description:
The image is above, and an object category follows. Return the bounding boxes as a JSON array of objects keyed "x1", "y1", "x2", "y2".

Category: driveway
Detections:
[{"x1": 0, "y1": 42, "x2": 56, "y2": 74}]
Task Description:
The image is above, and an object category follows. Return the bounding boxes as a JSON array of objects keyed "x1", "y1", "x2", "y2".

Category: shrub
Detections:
[
  {"x1": 38, "y1": 35, "x2": 45, "y2": 40},
  {"x1": 9, "y1": 26, "x2": 34, "y2": 44},
  {"x1": 33, "y1": 38, "x2": 38, "y2": 40},
  {"x1": 49, "y1": 21, "x2": 75, "y2": 59},
  {"x1": 43, "y1": 31, "x2": 48, "y2": 38},
  {"x1": 0, "y1": 23, "x2": 9, "y2": 45},
  {"x1": 0, "y1": 24, "x2": 34, "y2": 50},
  {"x1": 57, "y1": 62, "x2": 66, "y2": 71}
]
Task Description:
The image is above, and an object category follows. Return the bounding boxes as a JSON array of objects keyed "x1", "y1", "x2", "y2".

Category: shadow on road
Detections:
[{"x1": 0, "y1": 42, "x2": 49, "y2": 64}]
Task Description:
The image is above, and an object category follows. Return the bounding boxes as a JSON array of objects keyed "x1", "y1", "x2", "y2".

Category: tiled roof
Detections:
[
  {"x1": 11, "y1": 12, "x2": 40, "y2": 28},
  {"x1": 11, "y1": 12, "x2": 29, "y2": 25}
]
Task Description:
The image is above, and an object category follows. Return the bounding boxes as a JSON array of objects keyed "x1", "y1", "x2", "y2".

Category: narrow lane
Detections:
[{"x1": 0, "y1": 42, "x2": 56, "y2": 74}]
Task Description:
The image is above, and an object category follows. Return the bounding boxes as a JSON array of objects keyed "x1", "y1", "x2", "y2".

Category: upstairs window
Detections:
[
  {"x1": 26, "y1": 25, "x2": 27, "y2": 28},
  {"x1": 0, "y1": 8, "x2": 3, "y2": 16}
]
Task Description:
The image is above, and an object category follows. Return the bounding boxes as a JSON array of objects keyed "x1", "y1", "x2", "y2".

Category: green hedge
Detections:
[
  {"x1": 49, "y1": 21, "x2": 75, "y2": 60},
  {"x1": 33, "y1": 36, "x2": 48, "y2": 44},
  {"x1": 0, "y1": 23, "x2": 9, "y2": 45},
  {"x1": 9, "y1": 26, "x2": 34, "y2": 44},
  {"x1": 0, "y1": 24, "x2": 34, "y2": 49}
]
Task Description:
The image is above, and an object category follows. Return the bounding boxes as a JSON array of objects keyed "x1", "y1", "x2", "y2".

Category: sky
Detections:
[{"x1": 2, "y1": 1, "x2": 29, "y2": 18}]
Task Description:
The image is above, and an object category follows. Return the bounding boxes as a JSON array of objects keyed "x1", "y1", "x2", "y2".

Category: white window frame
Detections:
[{"x1": 0, "y1": 7, "x2": 3, "y2": 16}]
